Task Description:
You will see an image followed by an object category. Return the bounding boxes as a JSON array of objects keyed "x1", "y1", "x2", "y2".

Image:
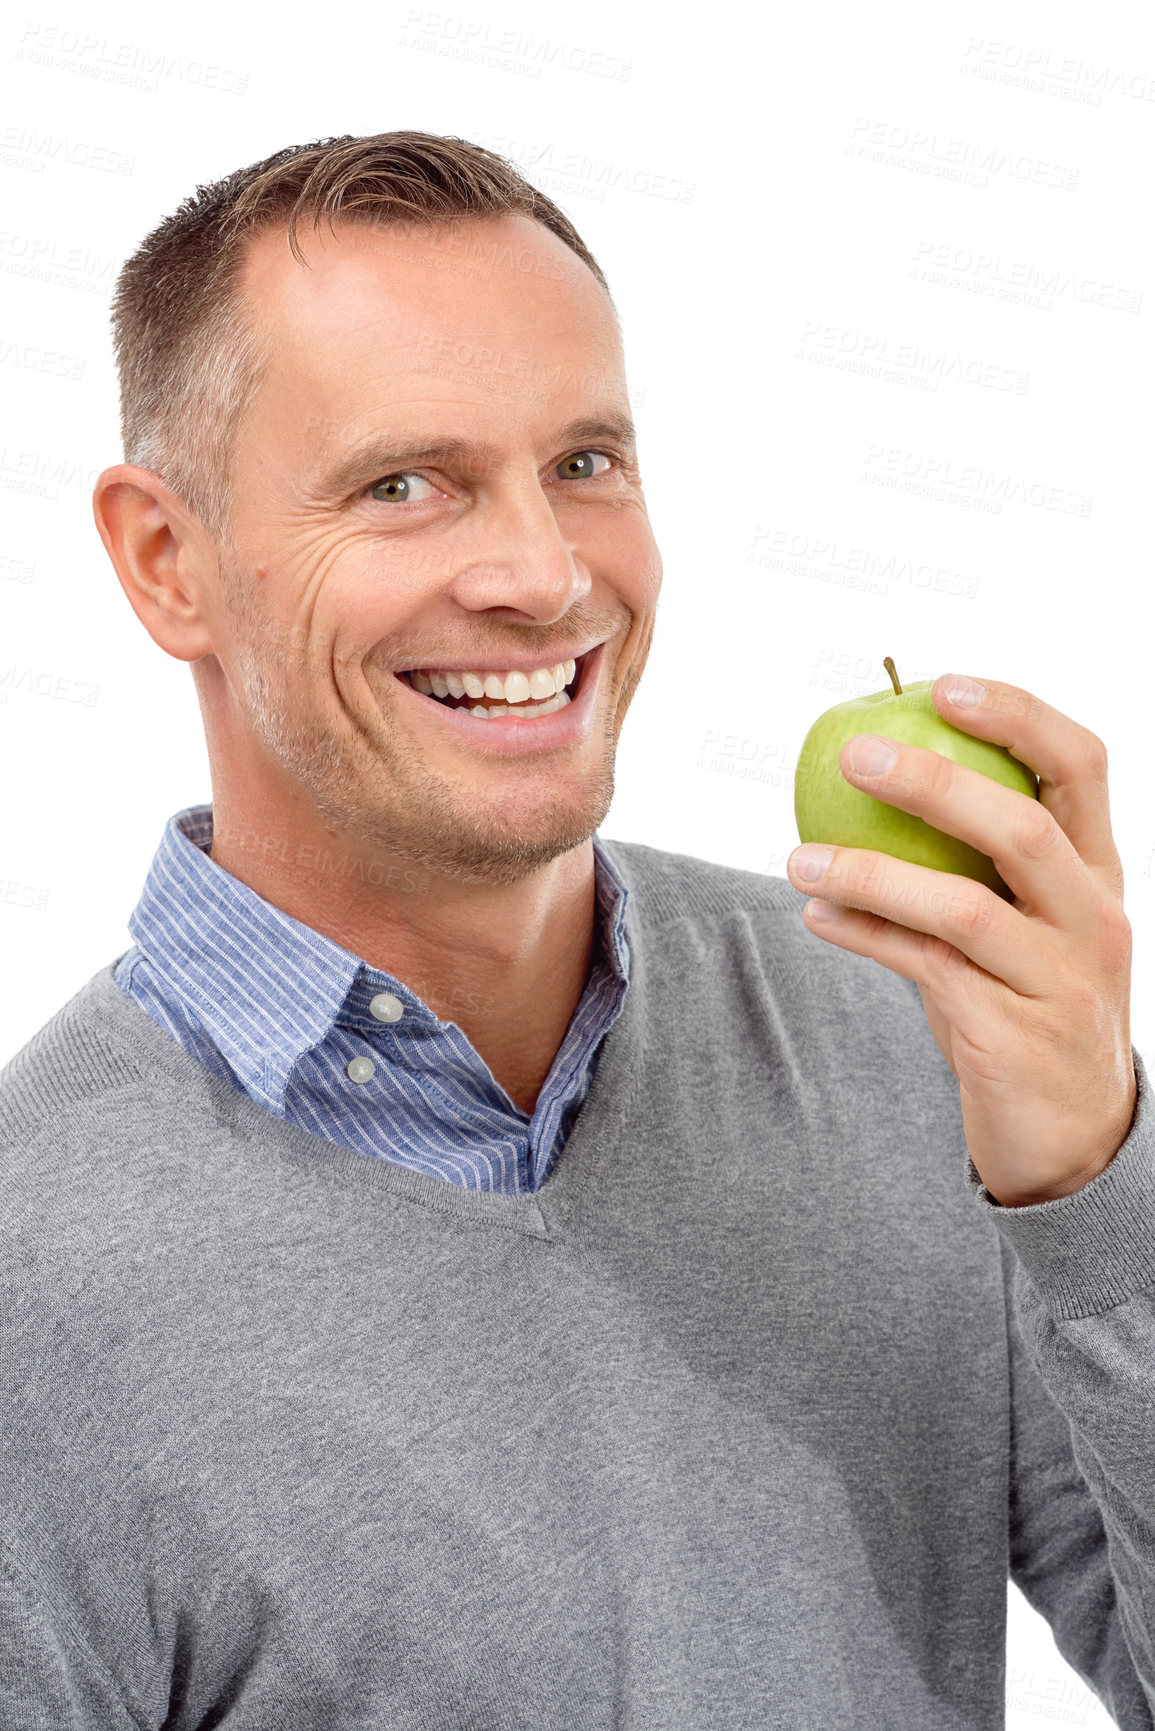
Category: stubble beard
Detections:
[{"x1": 222, "y1": 592, "x2": 630, "y2": 891}]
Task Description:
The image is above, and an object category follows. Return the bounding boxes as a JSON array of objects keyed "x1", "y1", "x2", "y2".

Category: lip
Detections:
[{"x1": 392, "y1": 641, "x2": 607, "y2": 755}]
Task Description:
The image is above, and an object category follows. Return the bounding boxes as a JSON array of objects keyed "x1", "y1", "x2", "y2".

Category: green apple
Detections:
[{"x1": 793, "y1": 662, "x2": 1039, "y2": 900}]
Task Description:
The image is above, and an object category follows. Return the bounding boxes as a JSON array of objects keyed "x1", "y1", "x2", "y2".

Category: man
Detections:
[{"x1": 1, "y1": 131, "x2": 1151, "y2": 1728}]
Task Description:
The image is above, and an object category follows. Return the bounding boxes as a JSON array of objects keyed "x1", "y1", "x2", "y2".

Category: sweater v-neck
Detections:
[{"x1": 78, "y1": 917, "x2": 649, "y2": 1243}]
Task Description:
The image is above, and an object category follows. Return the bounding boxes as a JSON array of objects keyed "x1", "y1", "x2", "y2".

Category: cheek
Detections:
[
  {"x1": 354, "y1": 537, "x2": 454, "y2": 608},
  {"x1": 259, "y1": 533, "x2": 424, "y2": 661},
  {"x1": 590, "y1": 503, "x2": 662, "y2": 597},
  {"x1": 617, "y1": 523, "x2": 663, "y2": 611}
]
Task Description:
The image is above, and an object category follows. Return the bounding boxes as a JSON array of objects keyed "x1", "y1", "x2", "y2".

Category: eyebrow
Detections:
[{"x1": 310, "y1": 411, "x2": 639, "y2": 499}]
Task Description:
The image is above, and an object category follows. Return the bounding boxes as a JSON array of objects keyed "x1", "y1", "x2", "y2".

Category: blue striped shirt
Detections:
[{"x1": 113, "y1": 806, "x2": 631, "y2": 1194}]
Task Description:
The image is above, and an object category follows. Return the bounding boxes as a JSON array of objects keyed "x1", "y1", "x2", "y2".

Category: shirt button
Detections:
[
  {"x1": 369, "y1": 992, "x2": 404, "y2": 1024},
  {"x1": 346, "y1": 1056, "x2": 376, "y2": 1085}
]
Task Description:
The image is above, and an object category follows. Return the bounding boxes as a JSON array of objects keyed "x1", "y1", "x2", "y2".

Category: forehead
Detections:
[{"x1": 237, "y1": 213, "x2": 625, "y2": 441}]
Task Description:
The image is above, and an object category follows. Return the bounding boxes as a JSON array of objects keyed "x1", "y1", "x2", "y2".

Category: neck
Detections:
[{"x1": 208, "y1": 789, "x2": 600, "y2": 1117}]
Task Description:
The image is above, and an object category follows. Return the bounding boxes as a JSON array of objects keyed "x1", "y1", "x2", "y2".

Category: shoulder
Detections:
[
  {"x1": 0, "y1": 963, "x2": 147, "y2": 1125},
  {"x1": 599, "y1": 833, "x2": 927, "y2": 1022},
  {"x1": 597, "y1": 835, "x2": 811, "y2": 927},
  {"x1": 0, "y1": 962, "x2": 226, "y2": 1198}
]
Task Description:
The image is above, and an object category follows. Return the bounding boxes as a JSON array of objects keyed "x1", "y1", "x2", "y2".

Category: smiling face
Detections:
[{"x1": 195, "y1": 211, "x2": 662, "y2": 888}]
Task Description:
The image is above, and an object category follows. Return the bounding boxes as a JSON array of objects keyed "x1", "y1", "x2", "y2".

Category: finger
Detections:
[
  {"x1": 787, "y1": 843, "x2": 1054, "y2": 996},
  {"x1": 933, "y1": 675, "x2": 1123, "y2": 896},
  {"x1": 839, "y1": 733, "x2": 1100, "y2": 930},
  {"x1": 798, "y1": 896, "x2": 1009, "y2": 1031}
]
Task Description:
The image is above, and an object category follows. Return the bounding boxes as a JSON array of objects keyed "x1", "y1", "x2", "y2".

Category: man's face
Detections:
[{"x1": 203, "y1": 211, "x2": 661, "y2": 887}]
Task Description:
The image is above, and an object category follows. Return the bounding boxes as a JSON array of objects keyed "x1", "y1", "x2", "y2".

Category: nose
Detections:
[{"x1": 445, "y1": 471, "x2": 592, "y2": 626}]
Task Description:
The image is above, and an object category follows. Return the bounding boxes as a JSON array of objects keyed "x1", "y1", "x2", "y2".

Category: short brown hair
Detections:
[{"x1": 111, "y1": 131, "x2": 614, "y2": 536}]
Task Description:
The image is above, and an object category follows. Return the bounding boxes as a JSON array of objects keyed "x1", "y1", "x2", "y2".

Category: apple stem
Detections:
[{"x1": 883, "y1": 657, "x2": 902, "y2": 696}]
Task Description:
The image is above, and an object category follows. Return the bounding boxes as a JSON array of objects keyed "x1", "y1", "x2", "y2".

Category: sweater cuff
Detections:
[{"x1": 963, "y1": 1045, "x2": 1155, "y2": 1321}]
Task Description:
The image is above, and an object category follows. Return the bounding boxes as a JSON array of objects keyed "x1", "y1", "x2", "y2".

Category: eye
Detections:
[
  {"x1": 368, "y1": 472, "x2": 437, "y2": 503},
  {"x1": 555, "y1": 450, "x2": 614, "y2": 481}
]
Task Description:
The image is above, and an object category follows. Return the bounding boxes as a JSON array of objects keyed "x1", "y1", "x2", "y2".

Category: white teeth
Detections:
[
  {"x1": 411, "y1": 660, "x2": 579, "y2": 700},
  {"x1": 466, "y1": 691, "x2": 572, "y2": 721}
]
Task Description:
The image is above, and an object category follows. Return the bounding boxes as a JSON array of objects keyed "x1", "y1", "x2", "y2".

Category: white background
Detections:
[{"x1": 1, "y1": 0, "x2": 1151, "y2": 1722}]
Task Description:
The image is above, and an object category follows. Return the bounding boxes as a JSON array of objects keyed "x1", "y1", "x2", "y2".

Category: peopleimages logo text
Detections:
[
  {"x1": 400, "y1": 10, "x2": 631, "y2": 80},
  {"x1": 848, "y1": 119, "x2": 1079, "y2": 189},
  {"x1": 861, "y1": 446, "x2": 1093, "y2": 516},
  {"x1": 16, "y1": 23, "x2": 249, "y2": 93}
]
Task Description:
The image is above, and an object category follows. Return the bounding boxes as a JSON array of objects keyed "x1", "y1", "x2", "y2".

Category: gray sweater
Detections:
[{"x1": 3, "y1": 839, "x2": 1154, "y2": 1730}]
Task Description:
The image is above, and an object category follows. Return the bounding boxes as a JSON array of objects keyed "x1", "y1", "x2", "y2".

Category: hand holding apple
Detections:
[
  {"x1": 794, "y1": 659, "x2": 1038, "y2": 899},
  {"x1": 785, "y1": 669, "x2": 1136, "y2": 1208}
]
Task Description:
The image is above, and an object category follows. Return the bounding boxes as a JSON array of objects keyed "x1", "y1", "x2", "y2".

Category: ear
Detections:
[{"x1": 92, "y1": 465, "x2": 220, "y2": 663}]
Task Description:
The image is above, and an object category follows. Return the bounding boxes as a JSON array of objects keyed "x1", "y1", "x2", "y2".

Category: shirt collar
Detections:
[{"x1": 127, "y1": 805, "x2": 630, "y2": 1111}]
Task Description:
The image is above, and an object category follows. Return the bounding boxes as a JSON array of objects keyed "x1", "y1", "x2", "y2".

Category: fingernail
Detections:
[
  {"x1": 848, "y1": 735, "x2": 897, "y2": 777},
  {"x1": 806, "y1": 899, "x2": 842, "y2": 923},
  {"x1": 790, "y1": 844, "x2": 834, "y2": 882},
  {"x1": 941, "y1": 675, "x2": 987, "y2": 708}
]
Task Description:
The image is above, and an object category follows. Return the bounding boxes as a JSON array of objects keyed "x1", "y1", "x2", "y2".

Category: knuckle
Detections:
[
  {"x1": 856, "y1": 856, "x2": 886, "y2": 902},
  {"x1": 952, "y1": 892, "x2": 996, "y2": 940},
  {"x1": 1081, "y1": 732, "x2": 1109, "y2": 780},
  {"x1": 1014, "y1": 804, "x2": 1059, "y2": 860},
  {"x1": 1099, "y1": 901, "x2": 1132, "y2": 966},
  {"x1": 922, "y1": 933, "x2": 969, "y2": 985},
  {"x1": 924, "y1": 752, "x2": 956, "y2": 803}
]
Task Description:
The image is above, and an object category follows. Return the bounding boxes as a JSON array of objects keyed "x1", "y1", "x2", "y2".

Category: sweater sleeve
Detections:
[
  {"x1": 965, "y1": 1044, "x2": 1155, "y2": 1728},
  {"x1": 0, "y1": 1552, "x2": 138, "y2": 1731}
]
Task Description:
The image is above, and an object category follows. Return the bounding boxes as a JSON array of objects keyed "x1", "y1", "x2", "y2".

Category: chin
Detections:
[{"x1": 406, "y1": 780, "x2": 615, "y2": 888}]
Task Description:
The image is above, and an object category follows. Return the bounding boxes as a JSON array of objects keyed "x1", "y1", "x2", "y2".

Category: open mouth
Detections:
[{"x1": 397, "y1": 650, "x2": 589, "y2": 721}]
